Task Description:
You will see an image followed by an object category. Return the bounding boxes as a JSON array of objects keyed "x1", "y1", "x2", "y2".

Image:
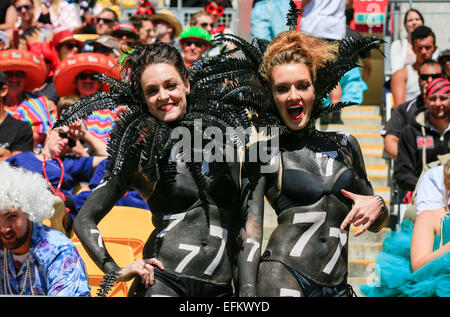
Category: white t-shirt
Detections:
[
  {"x1": 300, "y1": 0, "x2": 346, "y2": 40},
  {"x1": 416, "y1": 165, "x2": 447, "y2": 214}
]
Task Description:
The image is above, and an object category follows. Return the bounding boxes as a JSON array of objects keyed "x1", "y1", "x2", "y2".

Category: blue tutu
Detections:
[{"x1": 360, "y1": 214, "x2": 450, "y2": 297}]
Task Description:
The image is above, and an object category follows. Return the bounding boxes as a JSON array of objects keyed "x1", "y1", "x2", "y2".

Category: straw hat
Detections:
[
  {"x1": 149, "y1": 9, "x2": 182, "y2": 37},
  {"x1": 0, "y1": 49, "x2": 47, "y2": 91},
  {"x1": 53, "y1": 53, "x2": 120, "y2": 97}
]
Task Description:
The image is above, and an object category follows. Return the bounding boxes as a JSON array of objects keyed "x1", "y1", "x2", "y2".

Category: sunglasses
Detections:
[
  {"x1": 76, "y1": 73, "x2": 97, "y2": 81},
  {"x1": 205, "y1": 3, "x2": 224, "y2": 16},
  {"x1": 93, "y1": 46, "x2": 113, "y2": 54},
  {"x1": 419, "y1": 73, "x2": 442, "y2": 81},
  {"x1": 5, "y1": 71, "x2": 26, "y2": 79},
  {"x1": 183, "y1": 40, "x2": 204, "y2": 48},
  {"x1": 58, "y1": 132, "x2": 76, "y2": 148},
  {"x1": 114, "y1": 32, "x2": 136, "y2": 40},
  {"x1": 200, "y1": 22, "x2": 214, "y2": 28},
  {"x1": 16, "y1": 4, "x2": 32, "y2": 12},
  {"x1": 96, "y1": 17, "x2": 115, "y2": 24},
  {"x1": 62, "y1": 42, "x2": 80, "y2": 50}
]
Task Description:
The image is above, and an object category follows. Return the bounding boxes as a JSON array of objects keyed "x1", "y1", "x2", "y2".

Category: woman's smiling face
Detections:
[
  {"x1": 141, "y1": 63, "x2": 189, "y2": 122},
  {"x1": 271, "y1": 62, "x2": 315, "y2": 131}
]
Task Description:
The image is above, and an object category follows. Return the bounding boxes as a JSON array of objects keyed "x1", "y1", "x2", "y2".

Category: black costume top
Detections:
[{"x1": 262, "y1": 127, "x2": 375, "y2": 286}]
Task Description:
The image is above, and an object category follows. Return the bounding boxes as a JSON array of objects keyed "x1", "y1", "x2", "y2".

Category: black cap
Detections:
[{"x1": 0, "y1": 70, "x2": 6, "y2": 86}]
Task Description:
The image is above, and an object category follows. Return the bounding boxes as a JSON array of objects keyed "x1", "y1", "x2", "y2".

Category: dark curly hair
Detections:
[{"x1": 121, "y1": 42, "x2": 189, "y2": 102}]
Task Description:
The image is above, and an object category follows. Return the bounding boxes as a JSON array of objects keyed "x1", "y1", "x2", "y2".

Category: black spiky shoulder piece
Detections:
[
  {"x1": 310, "y1": 34, "x2": 384, "y2": 121},
  {"x1": 286, "y1": 0, "x2": 303, "y2": 30}
]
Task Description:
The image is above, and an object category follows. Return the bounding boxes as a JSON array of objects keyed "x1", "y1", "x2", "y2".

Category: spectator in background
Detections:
[
  {"x1": 53, "y1": 52, "x2": 120, "y2": 144},
  {"x1": 415, "y1": 163, "x2": 449, "y2": 217},
  {"x1": 190, "y1": 10, "x2": 214, "y2": 35},
  {"x1": 390, "y1": 8, "x2": 424, "y2": 74},
  {"x1": 390, "y1": 26, "x2": 437, "y2": 107},
  {"x1": 0, "y1": 70, "x2": 33, "y2": 161},
  {"x1": 382, "y1": 59, "x2": 443, "y2": 160},
  {"x1": 204, "y1": 0, "x2": 232, "y2": 36},
  {"x1": 179, "y1": 26, "x2": 211, "y2": 67},
  {"x1": 90, "y1": 35, "x2": 121, "y2": 63},
  {"x1": 75, "y1": 0, "x2": 103, "y2": 34},
  {"x1": 6, "y1": 110, "x2": 108, "y2": 228},
  {"x1": 149, "y1": 9, "x2": 182, "y2": 49},
  {"x1": 13, "y1": 0, "x2": 39, "y2": 47},
  {"x1": 112, "y1": 23, "x2": 139, "y2": 50},
  {"x1": 0, "y1": 1, "x2": 17, "y2": 41},
  {"x1": 27, "y1": 30, "x2": 82, "y2": 121},
  {"x1": 0, "y1": 162, "x2": 91, "y2": 296},
  {"x1": 0, "y1": 31, "x2": 11, "y2": 50},
  {"x1": 134, "y1": 0, "x2": 155, "y2": 16},
  {"x1": 130, "y1": 14, "x2": 155, "y2": 45},
  {"x1": 33, "y1": 0, "x2": 82, "y2": 37},
  {"x1": 438, "y1": 49, "x2": 450, "y2": 80},
  {"x1": 394, "y1": 77, "x2": 450, "y2": 193},
  {"x1": 360, "y1": 158, "x2": 450, "y2": 297},
  {"x1": 95, "y1": 7, "x2": 119, "y2": 36},
  {"x1": 51, "y1": 30, "x2": 83, "y2": 63},
  {"x1": 0, "y1": 49, "x2": 54, "y2": 150}
]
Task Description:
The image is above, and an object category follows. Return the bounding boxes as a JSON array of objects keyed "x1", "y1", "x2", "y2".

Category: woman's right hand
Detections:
[{"x1": 117, "y1": 258, "x2": 164, "y2": 288}]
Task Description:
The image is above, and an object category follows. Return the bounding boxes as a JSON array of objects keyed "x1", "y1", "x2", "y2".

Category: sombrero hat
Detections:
[
  {"x1": 53, "y1": 52, "x2": 120, "y2": 97},
  {"x1": 0, "y1": 49, "x2": 47, "y2": 91},
  {"x1": 149, "y1": 9, "x2": 182, "y2": 37}
]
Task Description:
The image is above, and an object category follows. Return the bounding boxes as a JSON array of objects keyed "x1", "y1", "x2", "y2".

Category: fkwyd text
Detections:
[{"x1": 178, "y1": 300, "x2": 270, "y2": 314}]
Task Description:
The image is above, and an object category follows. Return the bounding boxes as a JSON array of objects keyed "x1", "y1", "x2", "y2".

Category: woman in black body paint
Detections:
[
  {"x1": 57, "y1": 42, "x2": 264, "y2": 297},
  {"x1": 253, "y1": 30, "x2": 389, "y2": 297}
]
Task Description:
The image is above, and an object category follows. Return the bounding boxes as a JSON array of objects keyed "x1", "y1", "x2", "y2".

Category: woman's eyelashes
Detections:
[
  {"x1": 145, "y1": 82, "x2": 179, "y2": 96},
  {"x1": 274, "y1": 82, "x2": 312, "y2": 94}
]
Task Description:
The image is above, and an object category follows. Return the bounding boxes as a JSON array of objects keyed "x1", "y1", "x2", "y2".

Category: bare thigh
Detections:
[{"x1": 256, "y1": 261, "x2": 304, "y2": 297}]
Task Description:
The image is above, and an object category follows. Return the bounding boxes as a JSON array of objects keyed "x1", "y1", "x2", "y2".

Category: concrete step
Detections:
[
  {"x1": 373, "y1": 186, "x2": 391, "y2": 203},
  {"x1": 341, "y1": 105, "x2": 381, "y2": 117},
  {"x1": 367, "y1": 174, "x2": 388, "y2": 188},
  {"x1": 348, "y1": 277, "x2": 376, "y2": 297},
  {"x1": 348, "y1": 259, "x2": 376, "y2": 278},
  {"x1": 362, "y1": 153, "x2": 387, "y2": 165},
  {"x1": 348, "y1": 226, "x2": 390, "y2": 244},
  {"x1": 318, "y1": 125, "x2": 381, "y2": 135},
  {"x1": 351, "y1": 133, "x2": 384, "y2": 146},
  {"x1": 348, "y1": 243, "x2": 383, "y2": 261},
  {"x1": 341, "y1": 115, "x2": 382, "y2": 127},
  {"x1": 365, "y1": 163, "x2": 388, "y2": 177}
]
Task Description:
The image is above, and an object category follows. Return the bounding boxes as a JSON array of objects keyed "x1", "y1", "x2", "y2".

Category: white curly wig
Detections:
[{"x1": 0, "y1": 162, "x2": 55, "y2": 223}]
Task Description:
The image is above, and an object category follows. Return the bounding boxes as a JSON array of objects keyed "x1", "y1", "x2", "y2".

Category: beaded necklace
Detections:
[{"x1": 1, "y1": 248, "x2": 34, "y2": 295}]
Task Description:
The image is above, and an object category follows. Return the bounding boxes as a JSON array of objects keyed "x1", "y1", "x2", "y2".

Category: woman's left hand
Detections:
[
  {"x1": 339, "y1": 189, "x2": 384, "y2": 237},
  {"x1": 117, "y1": 258, "x2": 165, "y2": 288}
]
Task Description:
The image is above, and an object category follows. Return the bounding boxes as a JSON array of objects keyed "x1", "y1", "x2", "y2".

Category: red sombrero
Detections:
[
  {"x1": 53, "y1": 52, "x2": 121, "y2": 97},
  {"x1": 0, "y1": 49, "x2": 47, "y2": 91}
]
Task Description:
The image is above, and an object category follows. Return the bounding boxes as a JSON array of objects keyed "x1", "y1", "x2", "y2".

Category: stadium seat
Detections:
[
  {"x1": 74, "y1": 241, "x2": 134, "y2": 297},
  {"x1": 72, "y1": 206, "x2": 153, "y2": 258}
]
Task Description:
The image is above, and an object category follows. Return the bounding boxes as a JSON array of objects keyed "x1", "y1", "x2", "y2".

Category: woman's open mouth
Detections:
[
  {"x1": 160, "y1": 103, "x2": 175, "y2": 112},
  {"x1": 287, "y1": 104, "x2": 304, "y2": 120}
]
